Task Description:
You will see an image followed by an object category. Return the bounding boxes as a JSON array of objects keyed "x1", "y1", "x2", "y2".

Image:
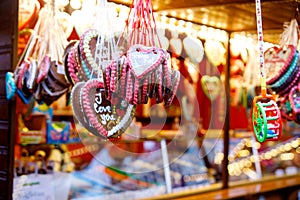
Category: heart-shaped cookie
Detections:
[
  {"x1": 278, "y1": 96, "x2": 295, "y2": 121},
  {"x1": 17, "y1": 61, "x2": 30, "y2": 89},
  {"x1": 67, "y1": 45, "x2": 81, "y2": 84},
  {"x1": 289, "y1": 84, "x2": 300, "y2": 114},
  {"x1": 164, "y1": 70, "x2": 180, "y2": 106},
  {"x1": 71, "y1": 82, "x2": 102, "y2": 137},
  {"x1": 127, "y1": 45, "x2": 164, "y2": 78},
  {"x1": 48, "y1": 60, "x2": 70, "y2": 88},
  {"x1": 79, "y1": 29, "x2": 99, "y2": 75},
  {"x1": 276, "y1": 61, "x2": 300, "y2": 95},
  {"x1": 290, "y1": 84, "x2": 300, "y2": 124},
  {"x1": 264, "y1": 45, "x2": 296, "y2": 84},
  {"x1": 26, "y1": 59, "x2": 38, "y2": 91},
  {"x1": 5, "y1": 72, "x2": 16, "y2": 100},
  {"x1": 169, "y1": 35, "x2": 182, "y2": 56},
  {"x1": 183, "y1": 36, "x2": 204, "y2": 63},
  {"x1": 204, "y1": 39, "x2": 226, "y2": 67},
  {"x1": 155, "y1": 34, "x2": 169, "y2": 51},
  {"x1": 37, "y1": 55, "x2": 50, "y2": 83},
  {"x1": 17, "y1": 70, "x2": 33, "y2": 104},
  {"x1": 81, "y1": 79, "x2": 136, "y2": 138},
  {"x1": 201, "y1": 75, "x2": 221, "y2": 101},
  {"x1": 64, "y1": 41, "x2": 78, "y2": 85},
  {"x1": 268, "y1": 54, "x2": 299, "y2": 91}
]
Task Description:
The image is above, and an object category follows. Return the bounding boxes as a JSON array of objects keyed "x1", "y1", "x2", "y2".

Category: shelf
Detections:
[{"x1": 142, "y1": 174, "x2": 300, "y2": 200}]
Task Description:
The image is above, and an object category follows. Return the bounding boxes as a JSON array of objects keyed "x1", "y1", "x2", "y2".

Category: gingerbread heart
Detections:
[
  {"x1": 81, "y1": 79, "x2": 136, "y2": 138},
  {"x1": 183, "y1": 36, "x2": 204, "y2": 63},
  {"x1": 289, "y1": 84, "x2": 300, "y2": 114},
  {"x1": 37, "y1": 55, "x2": 50, "y2": 83},
  {"x1": 201, "y1": 75, "x2": 221, "y2": 101},
  {"x1": 71, "y1": 82, "x2": 102, "y2": 137},
  {"x1": 278, "y1": 96, "x2": 295, "y2": 121},
  {"x1": 5, "y1": 72, "x2": 16, "y2": 100},
  {"x1": 17, "y1": 61, "x2": 30, "y2": 89},
  {"x1": 26, "y1": 60, "x2": 38, "y2": 91},
  {"x1": 290, "y1": 84, "x2": 300, "y2": 124},
  {"x1": 67, "y1": 44, "x2": 81, "y2": 84},
  {"x1": 79, "y1": 29, "x2": 99, "y2": 74},
  {"x1": 64, "y1": 41, "x2": 77, "y2": 85},
  {"x1": 17, "y1": 70, "x2": 33, "y2": 104},
  {"x1": 169, "y1": 36, "x2": 182, "y2": 56},
  {"x1": 127, "y1": 45, "x2": 164, "y2": 79},
  {"x1": 264, "y1": 45, "x2": 296, "y2": 84},
  {"x1": 155, "y1": 34, "x2": 169, "y2": 51},
  {"x1": 164, "y1": 70, "x2": 180, "y2": 106},
  {"x1": 204, "y1": 39, "x2": 226, "y2": 67}
]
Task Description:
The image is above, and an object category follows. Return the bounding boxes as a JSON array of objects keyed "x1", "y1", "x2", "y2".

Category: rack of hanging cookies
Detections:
[
  {"x1": 9, "y1": 1, "x2": 187, "y2": 190},
  {"x1": 64, "y1": 0, "x2": 180, "y2": 140},
  {"x1": 6, "y1": 0, "x2": 71, "y2": 106},
  {"x1": 274, "y1": 9, "x2": 300, "y2": 126},
  {"x1": 251, "y1": 0, "x2": 300, "y2": 143},
  {"x1": 6, "y1": 0, "x2": 181, "y2": 145}
]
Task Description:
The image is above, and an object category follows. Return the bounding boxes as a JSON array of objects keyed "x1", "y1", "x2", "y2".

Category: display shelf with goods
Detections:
[{"x1": 2, "y1": 0, "x2": 300, "y2": 200}]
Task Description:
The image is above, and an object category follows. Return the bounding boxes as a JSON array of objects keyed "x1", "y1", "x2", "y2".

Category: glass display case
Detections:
[{"x1": 6, "y1": 1, "x2": 300, "y2": 200}]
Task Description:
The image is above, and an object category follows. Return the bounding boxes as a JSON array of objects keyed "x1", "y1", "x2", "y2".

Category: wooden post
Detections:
[
  {"x1": 0, "y1": 0, "x2": 18, "y2": 199},
  {"x1": 222, "y1": 32, "x2": 231, "y2": 189}
]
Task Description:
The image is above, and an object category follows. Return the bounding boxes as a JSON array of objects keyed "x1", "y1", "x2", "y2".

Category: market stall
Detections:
[{"x1": 0, "y1": 0, "x2": 300, "y2": 199}]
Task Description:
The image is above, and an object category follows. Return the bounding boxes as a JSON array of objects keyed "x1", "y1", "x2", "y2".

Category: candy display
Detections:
[{"x1": 2, "y1": 0, "x2": 300, "y2": 200}]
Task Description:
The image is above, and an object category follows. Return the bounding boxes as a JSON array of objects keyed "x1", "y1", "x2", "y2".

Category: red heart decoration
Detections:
[
  {"x1": 81, "y1": 79, "x2": 136, "y2": 138},
  {"x1": 264, "y1": 45, "x2": 296, "y2": 84}
]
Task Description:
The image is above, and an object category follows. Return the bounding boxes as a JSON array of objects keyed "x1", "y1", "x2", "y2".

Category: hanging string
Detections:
[
  {"x1": 118, "y1": 0, "x2": 161, "y2": 50},
  {"x1": 93, "y1": 0, "x2": 118, "y2": 82},
  {"x1": 255, "y1": 0, "x2": 267, "y2": 96}
]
